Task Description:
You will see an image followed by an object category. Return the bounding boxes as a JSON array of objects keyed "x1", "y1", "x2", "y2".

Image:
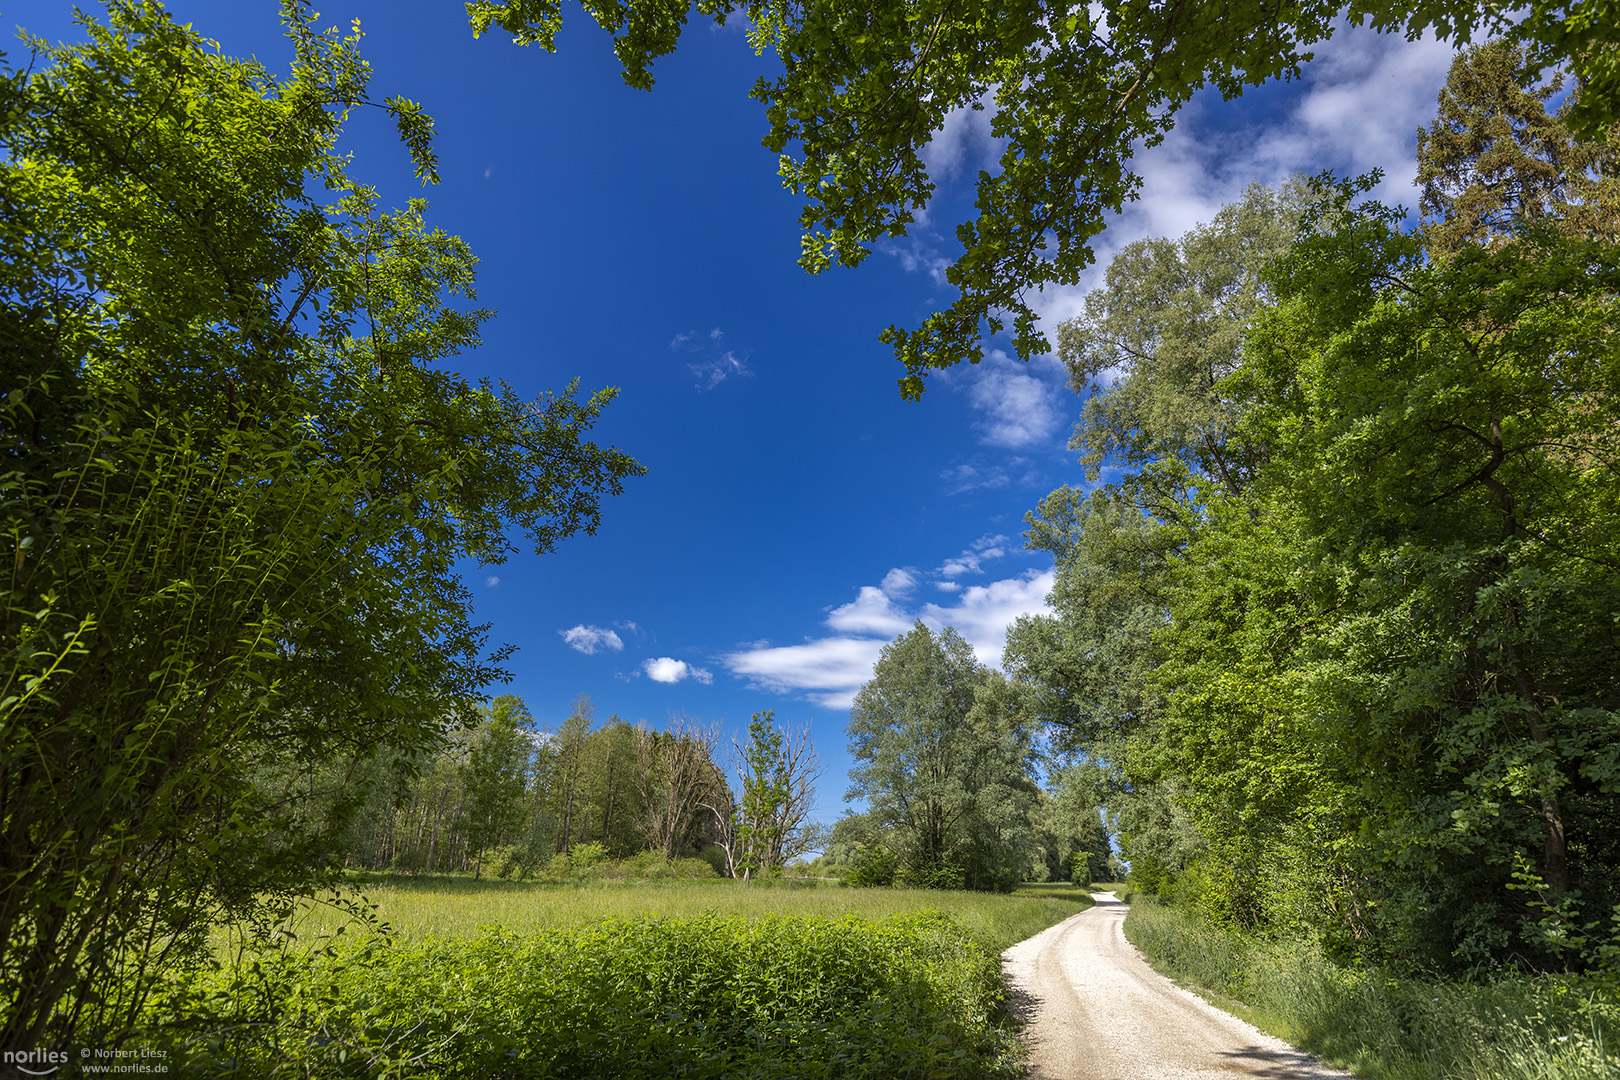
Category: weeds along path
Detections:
[{"x1": 1002, "y1": 892, "x2": 1352, "y2": 1079}]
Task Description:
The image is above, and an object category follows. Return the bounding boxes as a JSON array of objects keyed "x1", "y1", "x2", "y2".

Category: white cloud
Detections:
[
  {"x1": 880, "y1": 27, "x2": 1457, "y2": 356},
  {"x1": 560, "y1": 624, "x2": 624, "y2": 654},
  {"x1": 881, "y1": 567, "x2": 918, "y2": 595},
  {"x1": 723, "y1": 551, "x2": 1055, "y2": 708},
  {"x1": 485, "y1": 575, "x2": 500, "y2": 588},
  {"x1": 643, "y1": 657, "x2": 713, "y2": 684},
  {"x1": 1029, "y1": 25, "x2": 1456, "y2": 334},
  {"x1": 962, "y1": 349, "x2": 1066, "y2": 449},
  {"x1": 920, "y1": 90, "x2": 1002, "y2": 183},
  {"x1": 672, "y1": 327, "x2": 753, "y2": 390},
  {"x1": 920, "y1": 569, "x2": 1056, "y2": 667},
  {"x1": 937, "y1": 534, "x2": 1008, "y2": 577},
  {"x1": 826, "y1": 585, "x2": 913, "y2": 637},
  {"x1": 725, "y1": 637, "x2": 890, "y2": 709}
]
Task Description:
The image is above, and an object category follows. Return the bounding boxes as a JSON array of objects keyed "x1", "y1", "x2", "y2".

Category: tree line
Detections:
[
  {"x1": 821, "y1": 622, "x2": 1114, "y2": 892},
  {"x1": 1005, "y1": 41, "x2": 1620, "y2": 973},
  {"x1": 311, "y1": 695, "x2": 822, "y2": 881}
]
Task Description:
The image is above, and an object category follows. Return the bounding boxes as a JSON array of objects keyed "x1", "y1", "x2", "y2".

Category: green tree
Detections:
[
  {"x1": 466, "y1": 0, "x2": 1615, "y2": 389},
  {"x1": 0, "y1": 3, "x2": 641, "y2": 1049},
  {"x1": 1057, "y1": 179, "x2": 1312, "y2": 504},
  {"x1": 461, "y1": 695, "x2": 538, "y2": 878},
  {"x1": 710, "y1": 711, "x2": 822, "y2": 879},
  {"x1": 1143, "y1": 177, "x2": 1620, "y2": 964},
  {"x1": 1418, "y1": 40, "x2": 1620, "y2": 257},
  {"x1": 847, "y1": 623, "x2": 1036, "y2": 890}
]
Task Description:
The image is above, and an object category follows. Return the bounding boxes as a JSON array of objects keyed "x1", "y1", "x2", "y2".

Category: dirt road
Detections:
[{"x1": 1001, "y1": 893, "x2": 1353, "y2": 1079}]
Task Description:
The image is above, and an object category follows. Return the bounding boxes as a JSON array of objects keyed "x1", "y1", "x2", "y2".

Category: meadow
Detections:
[
  {"x1": 271, "y1": 873, "x2": 1095, "y2": 950},
  {"x1": 144, "y1": 876, "x2": 1096, "y2": 1078}
]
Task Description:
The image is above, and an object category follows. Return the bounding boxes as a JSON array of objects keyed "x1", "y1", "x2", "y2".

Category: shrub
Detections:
[
  {"x1": 846, "y1": 846, "x2": 897, "y2": 888},
  {"x1": 139, "y1": 911, "x2": 1019, "y2": 1078}
]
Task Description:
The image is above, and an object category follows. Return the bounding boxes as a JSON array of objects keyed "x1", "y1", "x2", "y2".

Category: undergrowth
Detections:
[
  {"x1": 139, "y1": 909, "x2": 1027, "y2": 1078},
  {"x1": 1124, "y1": 897, "x2": 1620, "y2": 1080}
]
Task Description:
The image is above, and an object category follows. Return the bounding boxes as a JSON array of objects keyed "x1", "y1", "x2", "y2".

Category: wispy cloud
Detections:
[
  {"x1": 885, "y1": 27, "x2": 1456, "y2": 357},
  {"x1": 826, "y1": 586, "x2": 913, "y2": 637},
  {"x1": 560, "y1": 624, "x2": 624, "y2": 654},
  {"x1": 643, "y1": 657, "x2": 714, "y2": 684},
  {"x1": 725, "y1": 637, "x2": 890, "y2": 710},
  {"x1": 1031, "y1": 25, "x2": 1456, "y2": 332},
  {"x1": 920, "y1": 90, "x2": 1002, "y2": 184},
  {"x1": 920, "y1": 569, "x2": 1056, "y2": 667},
  {"x1": 671, "y1": 327, "x2": 753, "y2": 390},
  {"x1": 938, "y1": 534, "x2": 1008, "y2": 578},
  {"x1": 961, "y1": 350, "x2": 1067, "y2": 450}
]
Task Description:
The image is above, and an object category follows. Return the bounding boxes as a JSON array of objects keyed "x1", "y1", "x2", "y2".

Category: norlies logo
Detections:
[{"x1": 2, "y1": 1048, "x2": 68, "y2": 1075}]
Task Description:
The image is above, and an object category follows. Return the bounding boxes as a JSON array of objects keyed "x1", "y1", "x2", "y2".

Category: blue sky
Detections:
[{"x1": 12, "y1": 2, "x2": 1456, "y2": 824}]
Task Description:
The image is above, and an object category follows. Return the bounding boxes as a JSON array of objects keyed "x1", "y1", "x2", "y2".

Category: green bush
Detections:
[
  {"x1": 845, "y1": 846, "x2": 897, "y2": 888},
  {"x1": 139, "y1": 911, "x2": 1018, "y2": 1078},
  {"x1": 897, "y1": 855, "x2": 967, "y2": 891}
]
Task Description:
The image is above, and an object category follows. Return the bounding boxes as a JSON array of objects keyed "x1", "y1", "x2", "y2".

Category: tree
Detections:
[
  {"x1": 1144, "y1": 179, "x2": 1620, "y2": 963},
  {"x1": 1057, "y1": 179, "x2": 1313, "y2": 504},
  {"x1": 0, "y1": 2, "x2": 642, "y2": 1050},
  {"x1": 847, "y1": 623, "x2": 1036, "y2": 890},
  {"x1": 1418, "y1": 40, "x2": 1620, "y2": 257},
  {"x1": 708, "y1": 711, "x2": 823, "y2": 880},
  {"x1": 465, "y1": 0, "x2": 1616, "y2": 391},
  {"x1": 461, "y1": 695, "x2": 538, "y2": 878},
  {"x1": 633, "y1": 711, "x2": 727, "y2": 860},
  {"x1": 548, "y1": 696, "x2": 595, "y2": 854}
]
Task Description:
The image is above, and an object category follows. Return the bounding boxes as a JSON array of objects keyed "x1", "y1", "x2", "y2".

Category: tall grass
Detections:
[
  {"x1": 1124, "y1": 898, "x2": 1620, "y2": 1080},
  {"x1": 275, "y1": 874, "x2": 1092, "y2": 952}
]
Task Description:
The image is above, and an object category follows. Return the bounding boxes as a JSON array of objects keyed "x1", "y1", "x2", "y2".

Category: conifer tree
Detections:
[{"x1": 1417, "y1": 41, "x2": 1620, "y2": 256}]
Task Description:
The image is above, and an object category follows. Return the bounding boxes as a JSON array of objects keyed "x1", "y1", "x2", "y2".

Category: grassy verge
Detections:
[
  {"x1": 1123, "y1": 897, "x2": 1620, "y2": 1080},
  {"x1": 134, "y1": 878, "x2": 1091, "y2": 1077}
]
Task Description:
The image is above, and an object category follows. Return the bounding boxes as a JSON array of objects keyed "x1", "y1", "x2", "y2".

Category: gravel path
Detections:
[{"x1": 1001, "y1": 892, "x2": 1354, "y2": 1079}]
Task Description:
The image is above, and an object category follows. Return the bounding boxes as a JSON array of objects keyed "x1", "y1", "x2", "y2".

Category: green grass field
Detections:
[{"x1": 271, "y1": 874, "x2": 1094, "y2": 952}]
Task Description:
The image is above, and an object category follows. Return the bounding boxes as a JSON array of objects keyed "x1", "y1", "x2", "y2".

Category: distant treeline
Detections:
[{"x1": 300, "y1": 696, "x2": 817, "y2": 880}]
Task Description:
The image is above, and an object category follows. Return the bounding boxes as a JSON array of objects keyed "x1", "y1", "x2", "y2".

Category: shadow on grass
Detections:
[{"x1": 1012, "y1": 881, "x2": 1098, "y2": 906}]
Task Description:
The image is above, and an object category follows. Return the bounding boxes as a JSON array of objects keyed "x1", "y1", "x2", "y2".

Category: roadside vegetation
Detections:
[{"x1": 1125, "y1": 897, "x2": 1620, "y2": 1080}]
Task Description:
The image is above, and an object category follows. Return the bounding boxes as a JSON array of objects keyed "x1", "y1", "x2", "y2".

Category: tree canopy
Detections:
[
  {"x1": 1007, "y1": 42, "x2": 1620, "y2": 970},
  {"x1": 0, "y1": 1, "x2": 641, "y2": 1050},
  {"x1": 846, "y1": 622, "x2": 1037, "y2": 891},
  {"x1": 466, "y1": 0, "x2": 1619, "y2": 393}
]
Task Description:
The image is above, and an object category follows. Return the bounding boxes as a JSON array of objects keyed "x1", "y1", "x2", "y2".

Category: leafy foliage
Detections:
[
  {"x1": 465, "y1": 0, "x2": 1616, "y2": 389},
  {"x1": 846, "y1": 623, "x2": 1038, "y2": 891},
  {"x1": 1012, "y1": 42, "x2": 1620, "y2": 973},
  {"x1": 138, "y1": 911, "x2": 1020, "y2": 1078},
  {"x1": 0, "y1": 2, "x2": 641, "y2": 1050}
]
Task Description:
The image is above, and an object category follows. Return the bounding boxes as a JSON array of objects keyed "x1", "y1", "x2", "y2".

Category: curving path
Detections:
[{"x1": 1001, "y1": 893, "x2": 1354, "y2": 1079}]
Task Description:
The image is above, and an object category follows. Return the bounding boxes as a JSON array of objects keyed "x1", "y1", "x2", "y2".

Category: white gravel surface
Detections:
[{"x1": 1001, "y1": 892, "x2": 1355, "y2": 1079}]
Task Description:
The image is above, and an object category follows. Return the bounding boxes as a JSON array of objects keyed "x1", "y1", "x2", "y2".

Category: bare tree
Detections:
[{"x1": 634, "y1": 712, "x2": 725, "y2": 859}]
